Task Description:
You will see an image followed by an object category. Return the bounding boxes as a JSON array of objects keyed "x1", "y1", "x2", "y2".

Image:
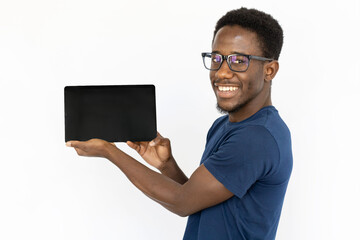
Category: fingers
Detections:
[
  {"x1": 126, "y1": 141, "x2": 140, "y2": 152},
  {"x1": 74, "y1": 147, "x2": 86, "y2": 156},
  {"x1": 66, "y1": 140, "x2": 89, "y2": 156},
  {"x1": 66, "y1": 139, "x2": 114, "y2": 158},
  {"x1": 126, "y1": 132, "x2": 170, "y2": 151}
]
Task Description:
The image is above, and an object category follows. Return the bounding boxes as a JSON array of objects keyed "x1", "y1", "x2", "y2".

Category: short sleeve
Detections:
[{"x1": 203, "y1": 125, "x2": 280, "y2": 198}]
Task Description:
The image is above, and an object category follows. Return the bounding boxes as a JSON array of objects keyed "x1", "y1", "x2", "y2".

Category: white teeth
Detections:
[{"x1": 218, "y1": 86, "x2": 238, "y2": 92}]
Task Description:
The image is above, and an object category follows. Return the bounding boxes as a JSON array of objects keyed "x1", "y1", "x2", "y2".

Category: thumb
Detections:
[
  {"x1": 66, "y1": 141, "x2": 83, "y2": 148},
  {"x1": 149, "y1": 133, "x2": 169, "y2": 147}
]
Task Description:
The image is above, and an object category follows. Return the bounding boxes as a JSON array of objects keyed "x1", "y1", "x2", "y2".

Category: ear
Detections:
[{"x1": 264, "y1": 60, "x2": 279, "y2": 82}]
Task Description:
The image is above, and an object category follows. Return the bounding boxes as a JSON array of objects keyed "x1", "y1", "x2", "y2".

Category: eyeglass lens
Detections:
[{"x1": 203, "y1": 53, "x2": 249, "y2": 72}]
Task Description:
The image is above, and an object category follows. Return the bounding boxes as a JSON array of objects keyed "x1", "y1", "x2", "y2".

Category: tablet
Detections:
[{"x1": 64, "y1": 85, "x2": 157, "y2": 142}]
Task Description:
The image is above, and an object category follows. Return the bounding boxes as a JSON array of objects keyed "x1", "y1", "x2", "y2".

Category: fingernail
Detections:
[
  {"x1": 66, "y1": 142, "x2": 72, "y2": 147},
  {"x1": 149, "y1": 141, "x2": 155, "y2": 147}
]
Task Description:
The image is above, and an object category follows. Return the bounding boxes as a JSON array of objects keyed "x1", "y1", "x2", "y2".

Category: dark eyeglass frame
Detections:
[{"x1": 201, "y1": 52, "x2": 274, "y2": 72}]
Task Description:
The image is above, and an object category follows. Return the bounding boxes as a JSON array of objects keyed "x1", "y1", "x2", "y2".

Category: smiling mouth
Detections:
[
  {"x1": 217, "y1": 86, "x2": 239, "y2": 92},
  {"x1": 214, "y1": 83, "x2": 239, "y2": 92},
  {"x1": 213, "y1": 84, "x2": 240, "y2": 100}
]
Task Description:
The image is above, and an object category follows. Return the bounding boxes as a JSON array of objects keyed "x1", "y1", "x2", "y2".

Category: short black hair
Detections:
[{"x1": 213, "y1": 8, "x2": 283, "y2": 60}]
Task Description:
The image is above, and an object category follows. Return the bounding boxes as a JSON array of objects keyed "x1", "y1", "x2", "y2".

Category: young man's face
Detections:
[{"x1": 210, "y1": 25, "x2": 268, "y2": 114}]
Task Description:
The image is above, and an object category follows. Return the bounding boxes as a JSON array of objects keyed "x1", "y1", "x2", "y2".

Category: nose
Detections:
[{"x1": 215, "y1": 59, "x2": 234, "y2": 80}]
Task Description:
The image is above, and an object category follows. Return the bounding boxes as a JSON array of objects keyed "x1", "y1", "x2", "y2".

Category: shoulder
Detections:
[
  {"x1": 226, "y1": 125, "x2": 278, "y2": 152},
  {"x1": 211, "y1": 115, "x2": 228, "y2": 129},
  {"x1": 237, "y1": 106, "x2": 291, "y2": 146},
  {"x1": 262, "y1": 106, "x2": 291, "y2": 138},
  {"x1": 206, "y1": 115, "x2": 228, "y2": 140}
]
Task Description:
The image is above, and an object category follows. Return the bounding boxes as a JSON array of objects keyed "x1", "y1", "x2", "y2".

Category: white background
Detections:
[{"x1": 1, "y1": 0, "x2": 359, "y2": 239}]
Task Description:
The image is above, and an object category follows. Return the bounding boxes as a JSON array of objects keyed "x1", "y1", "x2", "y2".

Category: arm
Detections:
[{"x1": 66, "y1": 138, "x2": 233, "y2": 217}]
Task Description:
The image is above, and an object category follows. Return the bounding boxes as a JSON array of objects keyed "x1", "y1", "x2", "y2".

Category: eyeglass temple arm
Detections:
[{"x1": 250, "y1": 55, "x2": 274, "y2": 62}]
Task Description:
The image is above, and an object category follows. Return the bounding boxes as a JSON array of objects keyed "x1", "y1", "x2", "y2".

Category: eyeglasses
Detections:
[{"x1": 201, "y1": 52, "x2": 274, "y2": 72}]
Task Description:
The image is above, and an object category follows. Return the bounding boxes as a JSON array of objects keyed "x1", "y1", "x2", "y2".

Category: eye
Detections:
[
  {"x1": 233, "y1": 59, "x2": 244, "y2": 64},
  {"x1": 212, "y1": 55, "x2": 222, "y2": 63},
  {"x1": 230, "y1": 55, "x2": 248, "y2": 65}
]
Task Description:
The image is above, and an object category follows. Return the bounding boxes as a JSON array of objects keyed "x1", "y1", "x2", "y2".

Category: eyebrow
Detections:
[
  {"x1": 231, "y1": 51, "x2": 248, "y2": 55},
  {"x1": 211, "y1": 50, "x2": 249, "y2": 55}
]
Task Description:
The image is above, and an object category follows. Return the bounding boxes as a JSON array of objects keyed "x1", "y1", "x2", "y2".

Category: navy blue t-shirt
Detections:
[{"x1": 183, "y1": 106, "x2": 293, "y2": 240}]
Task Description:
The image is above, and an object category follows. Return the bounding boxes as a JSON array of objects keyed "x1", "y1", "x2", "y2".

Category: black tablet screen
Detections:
[{"x1": 65, "y1": 85, "x2": 156, "y2": 142}]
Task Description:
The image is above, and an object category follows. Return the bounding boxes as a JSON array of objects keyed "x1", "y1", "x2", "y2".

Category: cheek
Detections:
[
  {"x1": 209, "y1": 71, "x2": 215, "y2": 80},
  {"x1": 244, "y1": 68, "x2": 265, "y2": 90},
  {"x1": 245, "y1": 79, "x2": 262, "y2": 92}
]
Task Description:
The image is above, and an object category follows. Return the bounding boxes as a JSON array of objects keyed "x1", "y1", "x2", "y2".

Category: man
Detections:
[{"x1": 66, "y1": 7, "x2": 292, "y2": 240}]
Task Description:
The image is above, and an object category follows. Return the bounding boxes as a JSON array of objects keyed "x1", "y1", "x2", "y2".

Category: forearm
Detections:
[
  {"x1": 105, "y1": 145, "x2": 187, "y2": 216},
  {"x1": 159, "y1": 157, "x2": 188, "y2": 184},
  {"x1": 68, "y1": 139, "x2": 232, "y2": 217}
]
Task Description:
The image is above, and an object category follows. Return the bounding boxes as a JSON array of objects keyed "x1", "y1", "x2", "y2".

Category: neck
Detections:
[{"x1": 228, "y1": 90, "x2": 272, "y2": 123}]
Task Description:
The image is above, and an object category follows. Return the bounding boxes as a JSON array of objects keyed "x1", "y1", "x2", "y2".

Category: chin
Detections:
[{"x1": 216, "y1": 102, "x2": 243, "y2": 114}]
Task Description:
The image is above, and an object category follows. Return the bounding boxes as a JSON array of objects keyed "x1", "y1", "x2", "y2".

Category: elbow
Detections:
[
  {"x1": 170, "y1": 192, "x2": 197, "y2": 217},
  {"x1": 174, "y1": 205, "x2": 201, "y2": 217},
  {"x1": 174, "y1": 209, "x2": 191, "y2": 218},
  {"x1": 170, "y1": 208, "x2": 190, "y2": 218},
  {"x1": 166, "y1": 198, "x2": 189, "y2": 217},
  {"x1": 178, "y1": 213, "x2": 189, "y2": 218}
]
